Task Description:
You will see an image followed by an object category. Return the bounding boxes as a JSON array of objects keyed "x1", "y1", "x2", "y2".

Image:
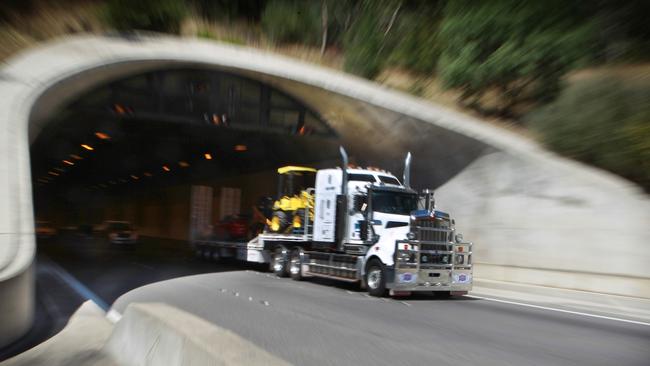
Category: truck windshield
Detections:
[{"x1": 371, "y1": 191, "x2": 418, "y2": 215}]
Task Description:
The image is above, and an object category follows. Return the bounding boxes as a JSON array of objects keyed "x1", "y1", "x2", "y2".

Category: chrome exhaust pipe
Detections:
[
  {"x1": 340, "y1": 146, "x2": 348, "y2": 195},
  {"x1": 403, "y1": 152, "x2": 412, "y2": 188}
]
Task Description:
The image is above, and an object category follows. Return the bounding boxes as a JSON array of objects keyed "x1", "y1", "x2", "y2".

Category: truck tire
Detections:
[
  {"x1": 290, "y1": 249, "x2": 304, "y2": 281},
  {"x1": 365, "y1": 259, "x2": 387, "y2": 297},
  {"x1": 271, "y1": 246, "x2": 289, "y2": 277}
]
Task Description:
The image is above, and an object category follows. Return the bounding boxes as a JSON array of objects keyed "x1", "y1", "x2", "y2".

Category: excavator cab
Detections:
[{"x1": 267, "y1": 166, "x2": 316, "y2": 233}]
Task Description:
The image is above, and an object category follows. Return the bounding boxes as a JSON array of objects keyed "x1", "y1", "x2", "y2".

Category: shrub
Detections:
[
  {"x1": 437, "y1": 0, "x2": 596, "y2": 118},
  {"x1": 105, "y1": 0, "x2": 187, "y2": 34},
  {"x1": 527, "y1": 76, "x2": 650, "y2": 190},
  {"x1": 261, "y1": 0, "x2": 320, "y2": 45}
]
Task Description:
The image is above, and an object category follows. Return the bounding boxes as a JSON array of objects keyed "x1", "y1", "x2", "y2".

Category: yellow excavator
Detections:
[{"x1": 266, "y1": 166, "x2": 316, "y2": 234}]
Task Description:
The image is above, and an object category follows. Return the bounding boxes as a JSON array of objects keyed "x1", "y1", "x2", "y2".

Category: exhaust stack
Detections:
[
  {"x1": 340, "y1": 146, "x2": 348, "y2": 195},
  {"x1": 403, "y1": 152, "x2": 412, "y2": 188}
]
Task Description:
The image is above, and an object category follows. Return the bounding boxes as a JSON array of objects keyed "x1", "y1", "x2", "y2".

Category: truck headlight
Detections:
[
  {"x1": 455, "y1": 254, "x2": 464, "y2": 265},
  {"x1": 455, "y1": 233, "x2": 464, "y2": 243},
  {"x1": 406, "y1": 232, "x2": 416, "y2": 240}
]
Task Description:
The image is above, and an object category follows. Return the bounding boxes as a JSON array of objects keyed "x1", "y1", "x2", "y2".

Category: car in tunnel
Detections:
[{"x1": 104, "y1": 221, "x2": 138, "y2": 245}]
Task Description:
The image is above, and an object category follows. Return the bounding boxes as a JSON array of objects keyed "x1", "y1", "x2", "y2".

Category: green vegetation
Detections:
[
  {"x1": 528, "y1": 77, "x2": 650, "y2": 190},
  {"x1": 437, "y1": 1, "x2": 595, "y2": 119},
  {"x1": 261, "y1": 0, "x2": 320, "y2": 45},
  {"x1": 105, "y1": 0, "x2": 187, "y2": 34}
]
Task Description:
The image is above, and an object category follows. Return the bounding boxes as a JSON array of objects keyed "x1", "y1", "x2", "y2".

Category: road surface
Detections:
[
  {"x1": 113, "y1": 271, "x2": 650, "y2": 366},
  {"x1": 6, "y1": 236, "x2": 649, "y2": 365}
]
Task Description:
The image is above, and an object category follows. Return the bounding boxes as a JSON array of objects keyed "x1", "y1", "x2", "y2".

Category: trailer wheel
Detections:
[
  {"x1": 290, "y1": 249, "x2": 304, "y2": 281},
  {"x1": 271, "y1": 246, "x2": 289, "y2": 277},
  {"x1": 365, "y1": 259, "x2": 387, "y2": 297}
]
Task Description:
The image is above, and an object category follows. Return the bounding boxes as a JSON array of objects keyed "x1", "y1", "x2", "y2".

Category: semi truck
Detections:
[{"x1": 192, "y1": 147, "x2": 473, "y2": 297}]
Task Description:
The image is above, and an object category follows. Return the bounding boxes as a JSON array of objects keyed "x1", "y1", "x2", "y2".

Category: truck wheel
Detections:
[
  {"x1": 290, "y1": 249, "x2": 304, "y2": 281},
  {"x1": 271, "y1": 246, "x2": 289, "y2": 277},
  {"x1": 365, "y1": 259, "x2": 387, "y2": 297}
]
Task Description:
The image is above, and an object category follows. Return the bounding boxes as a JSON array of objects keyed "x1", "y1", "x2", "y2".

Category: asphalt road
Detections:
[
  {"x1": 6, "y1": 236, "x2": 649, "y2": 365},
  {"x1": 112, "y1": 271, "x2": 650, "y2": 366}
]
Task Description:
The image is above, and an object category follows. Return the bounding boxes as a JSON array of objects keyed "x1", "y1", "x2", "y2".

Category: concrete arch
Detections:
[{"x1": 1, "y1": 35, "x2": 649, "y2": 346}]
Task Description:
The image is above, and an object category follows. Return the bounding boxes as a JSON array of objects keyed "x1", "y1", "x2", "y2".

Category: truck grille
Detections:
[
  {"x1": 420, "y1": 243, "x2": 451, "y2": 252},
  {"x1": 415, "y1": 218, "x2": 451, "y2": 244}
]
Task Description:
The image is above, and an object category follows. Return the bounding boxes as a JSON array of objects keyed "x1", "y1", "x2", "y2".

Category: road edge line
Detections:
[{"x1": 466, "y1": 295, "x2": 650, "y2": 327}]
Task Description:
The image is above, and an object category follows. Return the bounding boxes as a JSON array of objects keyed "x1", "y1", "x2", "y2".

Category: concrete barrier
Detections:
[
  {"x1": 0, "y1": 33, "x2": 648, "y2": 345},
  {"x1": 104, "y1": 303, "x2": 289, "y2": 366},
  {"x1": 3, "y1": 301, "x2": 289, "y2": 366}
]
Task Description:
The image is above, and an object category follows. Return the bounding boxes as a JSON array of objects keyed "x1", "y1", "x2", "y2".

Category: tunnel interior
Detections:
[{"x1": 30, "y1": 63, "x2": 489, "y2": 241}]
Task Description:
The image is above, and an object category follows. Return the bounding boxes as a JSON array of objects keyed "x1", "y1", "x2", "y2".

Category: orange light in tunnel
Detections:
[
  {"x1": 95, "y1": 132, "x2": 111, "y2": 140},
  {"x1": 131, "y1": 175, "x2": 139, "y2": 180},
  {"x1": 81, "y1": 144, "x2": 94, "y2": 151},
  {"x1": 178, "y1": 161, "x2": 190, "y2": 167},
  {"x1": 113, "y1": 104, "x2": 126, "y2": 115},
  {"x1": 143, "y1": 172, "x2": 152, "y2": 177},
  {"x1": 204, "y1": 153, "x2": 212, "y2": 160},
  {"x1": 48, "y1": 171, "x2": 59, "y2": 176},
  {"x1": 70, "y1": 154, "x2": 83, "y2": 160},
  {"x1": 234, "y1": 144, "x2": 247, "y2": 152},
  {"x1": 162, "y1": 165, "x2": 170, "y2": 172},
  {"x1": 62, "y1": 160, "x2": 74, "y2": 166}
]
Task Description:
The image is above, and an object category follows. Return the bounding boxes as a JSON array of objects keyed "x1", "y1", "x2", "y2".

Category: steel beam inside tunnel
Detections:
[{"x1": 1, "y1": 35, "x2": 649, "y2": 347}]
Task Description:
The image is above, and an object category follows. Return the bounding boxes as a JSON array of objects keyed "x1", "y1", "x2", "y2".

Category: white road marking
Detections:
[
  {"x1": 261, "y1": 300, "x2": 270, "y2": 306},
  {"x1": 466, "y1": 295, "x2": 650, "y2": 327},
  {"x1": 400, "y1": 301, "x2": 412, "y2": 307},
  {"x1": 220, "y1": 288, "x2": 227, "y2": 293},
  {"x1": 346, "y1": 290, "x2": 357, "y2": 295},
  {"x1": 248, "y1": 296, "x2": 253, "y2": 301}
]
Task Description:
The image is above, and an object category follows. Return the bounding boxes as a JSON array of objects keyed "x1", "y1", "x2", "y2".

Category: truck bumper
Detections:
[{"x1": 387, "y1": 267, "x2": 473, "y2": 293}]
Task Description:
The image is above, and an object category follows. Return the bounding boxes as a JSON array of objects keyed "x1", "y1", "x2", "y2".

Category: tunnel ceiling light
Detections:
[
  {"x1": 143, "y1": 172, "x2": 153, "y2": 177},
  {"x1": 162, "y1": 165, "x2": 170, "y2": 172},
  {"x1": 234, "y1": 144, "x2": 247, "y2": 152},
  {"x1": 48, "y1": 171, "x2": 59, "y2": 176},
  {"x1": 178, "y1": 161, "x2": 190, "y2": 168},
  {"x1": 204, "y1": 153, "x2": 212, "y2": 160},
  {"x1": 95, "y1": 132, "x2": 111, "y2": 140},
  {"x1": 70, "y1": 154, "x2": 83, "y2": 160},
  {"x1": 81, "y1": 144, "x2": 94, "y2": 151},
  {"x1": 62, "y1": 160, "x2": 74, "y2": 166},
  {"x1": 131, "y1": 175, "x2": 139, "y2": 180}
]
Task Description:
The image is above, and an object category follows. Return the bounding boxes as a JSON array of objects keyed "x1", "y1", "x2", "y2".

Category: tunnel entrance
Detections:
[{"x1": 31, "y1": 67, "x2": 343, "y2": 239}]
